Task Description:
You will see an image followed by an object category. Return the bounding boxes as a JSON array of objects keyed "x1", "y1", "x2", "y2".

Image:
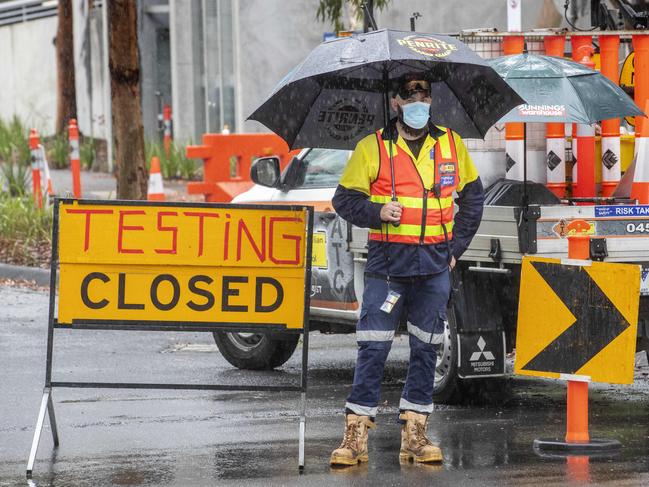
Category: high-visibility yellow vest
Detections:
[{"x1": 369, "y1": 127, "x2": 459, "y2": 245}]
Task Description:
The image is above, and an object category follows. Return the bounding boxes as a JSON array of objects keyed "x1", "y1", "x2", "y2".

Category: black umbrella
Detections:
[
  {"x1": 249, "y1": 29, "x2": 524, "y2": 222},
  {"x1": 248, "y1": 29, "x2": 524, "y2": 150}
]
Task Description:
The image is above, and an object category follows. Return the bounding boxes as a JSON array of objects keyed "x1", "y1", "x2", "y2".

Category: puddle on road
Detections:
[
  {"x1": 13, "y1": 349, "x2": 649, "y2": 485},
  {"x1": 160, "y1": 343, "x2": 218, "y2": 353}
]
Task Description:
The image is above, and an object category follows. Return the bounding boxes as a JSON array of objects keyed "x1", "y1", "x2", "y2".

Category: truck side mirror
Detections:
[{"x1": 251, "y1": 156, "x2": 281, "y2": 188}]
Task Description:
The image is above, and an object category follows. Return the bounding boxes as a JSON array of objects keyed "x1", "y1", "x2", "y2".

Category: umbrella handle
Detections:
[{"x1": 391, "y1": 196, "x2": 400, "y2": 227}]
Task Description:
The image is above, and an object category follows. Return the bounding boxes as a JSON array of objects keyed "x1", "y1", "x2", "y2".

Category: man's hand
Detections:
[
  {"x1": 380, "y1": 201, "x2": 403, "y2": 223},
  {"x1": 449, "y1": 256, "x2": 456, "y2": 270}
]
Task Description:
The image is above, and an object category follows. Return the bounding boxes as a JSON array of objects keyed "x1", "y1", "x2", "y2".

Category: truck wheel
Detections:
[
  {"x1": 213, "y1": 332, "x2": 300, "y2": 370},
  {"x1": 433, "y1": 307, "x2": 462, "y2": 404}
]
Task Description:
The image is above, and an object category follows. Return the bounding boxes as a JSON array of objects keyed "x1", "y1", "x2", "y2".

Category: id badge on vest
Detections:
[{"x1": 439, "y1": 162, "x2": 456, "y2": 187}]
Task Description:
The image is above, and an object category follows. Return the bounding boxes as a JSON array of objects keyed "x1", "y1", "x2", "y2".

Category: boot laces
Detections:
[
  {"x1": 413, "y1": 421, "x2": 432, "y2": 447},
  {"x1": 340, "y1": 422, "x2": 360, "y2": 450}
]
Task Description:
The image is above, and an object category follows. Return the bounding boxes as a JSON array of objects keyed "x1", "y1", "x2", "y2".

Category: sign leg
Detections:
[
  {"x1": 47, "y1": 391, "x2": 60, "y2": 447},
  {"x1": 298, "y1": 392, "x2": 306, "y2": 471},
  {"x1": 26, "y1": 387, "x2": 56, "y2": 478}
]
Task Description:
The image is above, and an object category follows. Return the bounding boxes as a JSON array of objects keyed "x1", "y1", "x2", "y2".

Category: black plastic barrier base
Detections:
[{"x1": 534, "y1": 437, "x2": 622, "y2": 455}]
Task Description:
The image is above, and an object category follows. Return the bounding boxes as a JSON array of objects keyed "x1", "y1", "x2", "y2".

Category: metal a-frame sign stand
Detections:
[{"x1": 26, "y1": 198, "x2": 314, "y2": 478}]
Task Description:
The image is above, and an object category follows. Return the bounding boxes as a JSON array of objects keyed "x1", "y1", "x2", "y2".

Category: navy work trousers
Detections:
[{"x1": 345, "y1": 271, "x2": 450, "y2": 417}]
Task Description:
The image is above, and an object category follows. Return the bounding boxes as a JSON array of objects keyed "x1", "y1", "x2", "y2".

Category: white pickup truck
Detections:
[{"x1": 211, "y1": 147, "x2": 649, "y2": 404}]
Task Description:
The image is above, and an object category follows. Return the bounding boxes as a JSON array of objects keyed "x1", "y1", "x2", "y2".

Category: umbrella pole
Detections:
[
  {"x1": 383, "y1": 69, "x2": 399, "y2": 227},
  {"x1": 520, "y1": 122, "x2": 536, "y2": 255},
  {"x1": 523, "y1": 122, "x2": 528, "y2": 207}
]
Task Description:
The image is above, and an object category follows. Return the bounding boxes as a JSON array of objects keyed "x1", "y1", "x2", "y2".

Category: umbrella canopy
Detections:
[
  {"x1": 489, "y1": 53, "x2": 643, "y2": 124},
  {"x1": 248, "y1": 29, "x2": 525, "y2": 150}
]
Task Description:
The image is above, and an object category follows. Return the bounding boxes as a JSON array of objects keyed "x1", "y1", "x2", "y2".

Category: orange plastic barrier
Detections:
[{"x1": 186, "y1": 133, "x2": 300, "y2": 202}]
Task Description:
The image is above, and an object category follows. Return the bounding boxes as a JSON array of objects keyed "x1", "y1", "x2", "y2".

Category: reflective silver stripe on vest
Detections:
[
  {"x1": 407, "y1": 322, "x2": 444, "y2": 345},
  {"x1": 399, "y1": 397, "x2": 434, "y2": 413},
  {"x1": 345, "y1": 401, "x2": 378, "y2": 417},
  {"x1": 356, "y1": 330, "x2": 395, "y2": 342}
]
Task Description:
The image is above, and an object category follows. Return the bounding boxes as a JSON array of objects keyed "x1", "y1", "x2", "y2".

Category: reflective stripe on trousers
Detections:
[{"x1": 345, "y1": 271, "x2": 450, "y2": 417}]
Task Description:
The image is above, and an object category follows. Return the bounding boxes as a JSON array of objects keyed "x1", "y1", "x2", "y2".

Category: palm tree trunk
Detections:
[{"x1": 109, "y1": 0, "x2": 147, "y2": 199}]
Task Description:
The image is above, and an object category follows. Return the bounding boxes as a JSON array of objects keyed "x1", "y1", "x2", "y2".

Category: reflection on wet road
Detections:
[{"x1": 2, "y1": 285, "x2": 649, "y2": 486}]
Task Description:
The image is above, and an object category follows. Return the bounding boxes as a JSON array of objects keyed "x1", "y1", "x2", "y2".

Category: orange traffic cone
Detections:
[
  {"x1": 631, "y1": 100, "x2": 649, "y2": 204},
  {"x1": 147, "y1": 156, "x2": 165, "y2": 201}
]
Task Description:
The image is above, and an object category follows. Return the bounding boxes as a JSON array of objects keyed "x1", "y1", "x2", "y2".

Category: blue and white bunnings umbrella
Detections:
[{"x1": 489, "y1": 53, "x2": 643, "y2": 124}]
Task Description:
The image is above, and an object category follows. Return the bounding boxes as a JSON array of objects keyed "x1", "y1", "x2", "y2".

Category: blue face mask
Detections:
[{"x1": 401, "y1": 101, "x2": 430, "y2": 129}]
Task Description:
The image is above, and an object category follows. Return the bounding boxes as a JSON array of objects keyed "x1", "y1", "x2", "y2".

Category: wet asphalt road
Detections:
[{"x1": 2, "y1": 284, "x2": 649, "y2": 486}]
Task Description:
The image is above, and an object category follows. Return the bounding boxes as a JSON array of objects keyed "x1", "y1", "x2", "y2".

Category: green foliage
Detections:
[
  {"x1": 316, "y1": 0, "x2": 392, "y2": 32},
  {"x1": 0, "y1": 192, "x2": 52, "y2": 267},
  {"x1": 145, "y1": 140, "x2": 200, "y2": 180},
  {"x1": 173, "y1": 143, "x2": 199, "y2": 180},
  {"x1": 0, "y1": 193, "x2": 51, "y2": 243},
  {"x1": 80, "y1": 137, "x2": 95, "y2": 170},
  {"x1": 0, "y1": 161, "x2": 30, "y2": 197},
  {"x1": 0, "y1": 116, "x2": 31, "y2": 196},
  {"x1": 48, "y1": 133, "x2": 69, "y2": 169}
]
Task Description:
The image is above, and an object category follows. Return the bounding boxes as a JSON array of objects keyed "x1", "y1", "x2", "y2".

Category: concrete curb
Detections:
[{"x1": 0, "y1": 263, "x2": 50, "y2": 287}]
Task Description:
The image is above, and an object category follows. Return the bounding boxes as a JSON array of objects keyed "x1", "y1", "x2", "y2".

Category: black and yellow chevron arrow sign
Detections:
[{"x1": 515, "y1": 256, "x2": 641, "y2": 384}]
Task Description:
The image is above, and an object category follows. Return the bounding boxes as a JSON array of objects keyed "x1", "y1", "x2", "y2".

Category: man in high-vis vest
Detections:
[{"x1": 330, "y1": 75, "x2": 485, "y2": 466}]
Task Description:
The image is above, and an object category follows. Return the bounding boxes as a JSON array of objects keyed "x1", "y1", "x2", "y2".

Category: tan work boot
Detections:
[
  {"x1": 399, "y1": 411, "x2": 443, "y2": 463},
  {"x1": 330, "y1": 414, "x2": 375, "y2": 466}
]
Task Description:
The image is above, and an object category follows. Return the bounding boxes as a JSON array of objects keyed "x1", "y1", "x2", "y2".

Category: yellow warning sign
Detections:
[
  {"x1": 620, "y1": 52, "x2": 635, "y2": 127},
  {"x1": 311, "y1": 232, "x2": 327, "y2": 268},
  {"x1": 56, "y1": 201, "x2": 311, "y2": 329},
  {"x1": 515, "y1": 256, "x2": 640, "y2": 384}
]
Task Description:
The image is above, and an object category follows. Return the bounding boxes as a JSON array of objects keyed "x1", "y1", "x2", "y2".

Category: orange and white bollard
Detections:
[
  {"x1": 544, "y1": 35, "x2": 567, "y2": 198},
  {"x1": 147, "y1": 156, "x2": 165, "y2": 201},
  {"x1": 633, "y1": 34, "x2": 649, "y2": 148},
  {"x1": 565, "y1": 234, "x2": 591, "y2": 444},
  {"x1": 38, "y1": 144, "x2": 54, "y2": 202},
  {"x1": 631, "y1": 100, "x2": 649, "y2": 204},
  {"x1": 69, "y1": 119, "x2": 81, "y2": 199},
  {"x1": 29, "y1": 129, "x2": 43, "y2": 209},
  {"x1": 600, "y1": 35, "x2": 622, "y2": 197},
  {"x1": 504, "y1": 36, "x2": 525, "y2": 181},
  {"x1": 574, "y1": 124, "x2": 596, "y2": 199},
  {"x1": 572, "y1": 41, "x2": 596, "y2": 199},
  {"x1": 163, "y1": 105, "x2": 172, "y2": 155}
]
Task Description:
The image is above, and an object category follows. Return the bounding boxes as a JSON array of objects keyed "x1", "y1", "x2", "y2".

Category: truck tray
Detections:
[{"x1": 349, "y1": 204, "x2": 649, "y2": 265}]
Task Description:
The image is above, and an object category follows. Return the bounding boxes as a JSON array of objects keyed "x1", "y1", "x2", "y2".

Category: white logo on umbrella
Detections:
[{"x1": 517, "y1": 104, "x2": 566, "y2": 117}]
